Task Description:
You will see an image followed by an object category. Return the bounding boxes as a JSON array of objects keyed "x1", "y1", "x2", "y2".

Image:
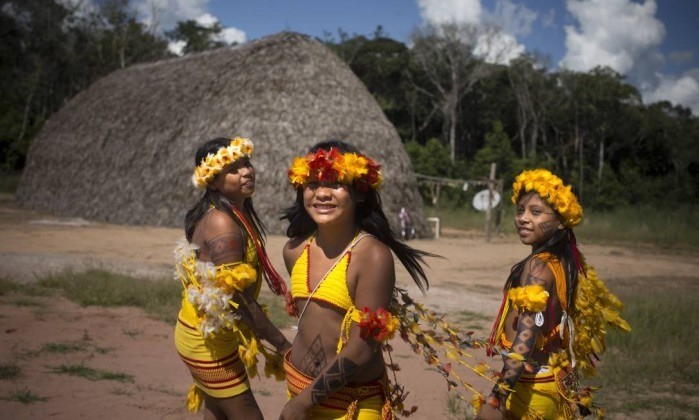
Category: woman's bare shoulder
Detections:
[
  {"x1": 202, "y1": 208, "x2": 239, "y2": 231},
  {"x1": 282, "y1": 235, "x2": 312, "y2": 271},
  {"x1": 521, "y1": 256, "x2": 555, "y2": 287},
  {"x1": 352, "y1": 234, "x2": 394, "y2": 267}
]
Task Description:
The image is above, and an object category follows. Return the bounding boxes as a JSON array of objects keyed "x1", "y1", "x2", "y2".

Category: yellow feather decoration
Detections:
[{"x1": 508, "y1": 285, "x2": 549, "y2": 312}]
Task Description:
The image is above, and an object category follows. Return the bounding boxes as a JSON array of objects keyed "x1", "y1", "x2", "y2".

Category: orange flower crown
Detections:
[
  {"x1": 192, "y1": 137, "x2": 254, "y2": 190},
  {"x1": 512, "y1": 168, "x2": 583, "y2": 228},
  {"x1": 288, "y1": 147, "x2": 382, "y2": 191}
]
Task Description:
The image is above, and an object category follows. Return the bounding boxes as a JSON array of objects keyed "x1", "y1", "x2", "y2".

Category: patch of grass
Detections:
[
  {"x1": 0, "y1": 277, "x2": 20, "y2": 295},
  {"x1": 424, "y1": 204, "x2": 491, "y2": 233},
  {"x1": 258, "y1": 293, "x2": 294, "y2": 329},
  {"x1": 456, "y1": 310, "x2": 490, "y2": 322},
  {"x1": 10, "y1": 298, "x2": 41, "y2": 307},
  {"x1": 595, "y1": 282, "x2": 699, "y2": 416},
  {"x1": 466, "y1": 284, "x2": 501, "y2": 294},
  {"x1": 122, "y1": 328, "x2": 141, "y2": 338},
  {"x1": 616, "y1": 396, "x2": 698, "y2": 419},
  {"x1": 0, "y1": 362, "x2": 21, "y2": 380},
  {"x1": 142, "y1": 385, "x2": 182, "y2": 397},
  {"x1": 444, "y1": 391, "x2": 473, "y2": 419},
  {"x1": 48, "y1": 363, "x2": 134, "y2": 383},
  {"x1": 31, "y1": 306, "x2": 55, "y2": 320},
  {"x1": 142, "y1": 384, "x2": 179, "y2": 396},
  {"x1": 24, "y1": 333, "x2": 105, "y2": 357},
  {"x1": 6, "y1": 270, "x2": 294, "y2": 331},
  {"x1": 454, "y1": 310, "x2": 490, "y2": 332},
  {"x1": 40, "y1": 340, "x2": 89, "y2": 354},
  {"x1": 20, "y1": 284, "x2": 56, "y2": 297},
  {"x1": 575, "y1": 204, "x2": 699, "y2": 249},
  {"x1": 111, "y1": 387, "x2": 133, "y2": 396},
  {"x1": 2, "y1": 388, "x2": 48, "y2": 404},
  {"x1": 0, "y1": 278, "x2": 57, "y2": 298},
  {"x1": 429, "y1": 203, "x2": 699, "y2": 249},
  {"x1": 37, "y1": 270, "x2": 181, "y2": 323},
  {"x1": 93, "y1": 346, "x2": 112, "y2": 355}
]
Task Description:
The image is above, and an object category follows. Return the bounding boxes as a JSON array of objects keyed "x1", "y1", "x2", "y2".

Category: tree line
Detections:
[{"x1": 2, "y1": 0, "x2": 697, "y2": 209}]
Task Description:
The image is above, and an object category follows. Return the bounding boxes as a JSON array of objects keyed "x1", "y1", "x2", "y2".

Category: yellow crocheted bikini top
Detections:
[{"x1": 290, "y1": 235, "x2": 370, "y2": 312}]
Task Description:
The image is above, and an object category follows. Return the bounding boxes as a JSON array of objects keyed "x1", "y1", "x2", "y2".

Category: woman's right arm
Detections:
[
  {"x1": 479, "y1": 258, "x2": 554, "y2": 418},
  {"x1": 204, "y1": 211, "x2": 290, "y2": 352}
]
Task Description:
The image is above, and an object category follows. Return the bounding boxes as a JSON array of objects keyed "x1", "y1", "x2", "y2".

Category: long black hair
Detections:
[
  {"x1": 184, "y1": 138, "x2": 266, "y2": 243},
  {"x1": 505, "y1": 191, "x2": 579, "y2": 311},
  {"x1": 281, "y1": 140, "x2": 437, "y2": 293}
]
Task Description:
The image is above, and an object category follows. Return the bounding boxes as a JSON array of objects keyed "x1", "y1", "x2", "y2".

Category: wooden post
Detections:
[
  {"x1": 495, "y1": 179, "x2": 504, "y2": 235},
  {"x1": 485, "y1": 163, "x2": 497, "y2": 242},
  {"x1": 433, "y1": 182, "x2": 441, "y2": 219}
]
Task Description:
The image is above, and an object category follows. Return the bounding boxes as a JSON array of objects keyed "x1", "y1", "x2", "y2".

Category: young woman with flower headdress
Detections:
[
  {"x1": 477, "y1": 169, "x2": 631, "y2": 420},
  {"x1": 278, "y1": 140, "x2": 439, "y2": 420},
  {"x1": 173, "y1": 137, "x2": 292, "y2": 419}
]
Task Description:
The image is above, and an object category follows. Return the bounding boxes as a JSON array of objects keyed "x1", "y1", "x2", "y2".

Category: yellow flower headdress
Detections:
[
  {"x1": 512, "y1": 168, "x2": 583, "y2": 228},
  {"x1": 288, "y1": 147, "x2": 383, "y2": 191},
  {"x1": 192, "y1": 137, "x2": 254, "y2": 190}
]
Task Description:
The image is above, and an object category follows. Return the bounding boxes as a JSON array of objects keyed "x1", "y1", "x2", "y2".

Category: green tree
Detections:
[
  {"x1": 507, "y1": 55, "x2": 560, "y2": 159},
  {"x1": 0, "y1": 0, "x2": 169, "y2": 170},
  {"x1": 405, "y1": 138, "x2": 453, "y2": 177},
  {"x1": 166, "y1": 19, "x2": 224, "y2": 54},
  {"x1": 409, "y1": 23, "x2": 500, "y2": 163},
  {"x1": 322, "y1": 28, "x2": 415, "y2": 140},
  {"x1": 470, "y1": 121, "x2": 519, "y2": 182}
]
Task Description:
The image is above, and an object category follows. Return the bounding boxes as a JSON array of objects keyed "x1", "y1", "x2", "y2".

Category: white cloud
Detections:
[
  {"x1": 167, "y1": 40, "x2": 186, "y2": 56},
  {"x1": 417, "y1": 0, "x2": 482, "y2": 25},
  {"x1": 135, "y1": 0, "x2": 209, "y2": 31},
  {"x1": 194, "y1": 13, "x2": 246, "y2": 44},
  {"x1": 560, "y1": 0, "x2": 697, "y2": 114},
  {"x1": 492, "y1": 0, "x2": 537, "y2": 37},
  {"x1": 217, "y1": 27, "x2": 246, "y2": 45},
  {"x1": 643, "y1": 72, "x2": 699, "y2": 114},
  {"x1": 416, "y1": 0, "x2": 529, "y2": 64},
  {"x1": 560, "y1": 0, "x2": 665, "y2": 74},
  {"x1": 135, "y1": 1, "x2": 246, "y2": 50},
  {"x1": 474, "y1": 32, "x2": 525, "y2": 64},
  {"x1": 195, "y1": 12, "x2": 218, "y2": 28}
]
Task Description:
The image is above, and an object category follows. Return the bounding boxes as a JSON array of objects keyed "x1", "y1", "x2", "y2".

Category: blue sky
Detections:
[{"x1": 136, "y1": 0, "x2": 698, "y2": 114}]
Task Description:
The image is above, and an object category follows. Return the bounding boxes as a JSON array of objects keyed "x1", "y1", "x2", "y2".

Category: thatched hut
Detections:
[{"x1": 16, "y1": 32, "x2": 429, "y2": 236}]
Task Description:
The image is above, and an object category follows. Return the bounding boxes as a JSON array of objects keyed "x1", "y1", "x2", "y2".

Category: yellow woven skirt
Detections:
[
  {"x1": 174, "y1": 313, "x2": 250, "y2": 402},
  {"x1": 284, "y1": 351, "x2": 392, "y2": 420},
  {"x1": 505, "y1": 368, "x2": 573, "y2": 419}
]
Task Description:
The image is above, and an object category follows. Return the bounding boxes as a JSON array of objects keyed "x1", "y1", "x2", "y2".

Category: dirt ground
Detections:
[{"x1": 1, "y1": 193, "x2": 697, "y2": 419}]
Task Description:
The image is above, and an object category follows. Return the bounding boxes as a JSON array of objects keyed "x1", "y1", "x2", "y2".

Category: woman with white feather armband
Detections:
[{"x1": 174, "y1": 137, "x2": 293, "y2": 419}]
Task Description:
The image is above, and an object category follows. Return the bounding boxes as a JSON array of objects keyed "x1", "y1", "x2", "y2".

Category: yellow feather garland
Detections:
[{"x1": 507, "y1": 285, "x2": 549, "y2": 313}]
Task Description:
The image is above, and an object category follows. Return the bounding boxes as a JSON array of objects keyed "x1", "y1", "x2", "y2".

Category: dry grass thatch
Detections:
[{"x1": 16, "y1": 32, "x2": 428, "y2": 236}]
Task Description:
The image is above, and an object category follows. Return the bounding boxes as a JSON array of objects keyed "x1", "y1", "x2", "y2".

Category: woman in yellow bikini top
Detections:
[
  {"x1": 279, "y1": 140, "x2": 437, "y2": 420},
  {"x1": 290, "y1": 234, "x2": 361, "y2": 313}
]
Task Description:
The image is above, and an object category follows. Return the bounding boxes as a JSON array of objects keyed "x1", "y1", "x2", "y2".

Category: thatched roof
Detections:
[{"x1": 16, "y1": 32, "x2": 429, "y2": 236}]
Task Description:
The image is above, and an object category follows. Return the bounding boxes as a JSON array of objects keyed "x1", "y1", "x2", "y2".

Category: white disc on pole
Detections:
[{"x1": 472, "y1": 189, "x2": 501, "y2": 212}]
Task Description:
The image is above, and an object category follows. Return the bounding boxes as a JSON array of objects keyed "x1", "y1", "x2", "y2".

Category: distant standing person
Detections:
[
  {"x1": 174, "y1": 137, "x2": 292, "y2": 419},
  {"x1": 398, "y1": 207, "x2": 415, "y2": 240},
  {"x1": 477, "y1": 169, "x2": 630, "y2": 419}
]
